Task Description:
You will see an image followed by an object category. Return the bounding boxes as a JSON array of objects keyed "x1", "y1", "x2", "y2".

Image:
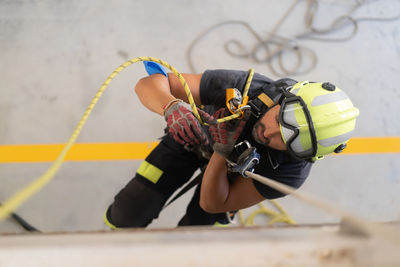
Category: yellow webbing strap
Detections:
[{"x1": 257, "y1": 93, "x2": 275, "y2": 108}]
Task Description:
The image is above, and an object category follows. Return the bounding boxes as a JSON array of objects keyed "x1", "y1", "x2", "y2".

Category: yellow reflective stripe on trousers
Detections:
[
  {"x1": 103, "y1": 210, "x2": 119, "y2": 230},
  {"x1": 137, "y1": 160, "x2": 163, "y2": 184},
  {"x1": 213, "y1": 221, "x2": 231, "y2": 227}
]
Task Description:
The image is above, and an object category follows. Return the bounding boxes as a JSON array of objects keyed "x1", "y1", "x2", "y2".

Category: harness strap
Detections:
[
  {"x1": 248, "y1": 78, "x2": 297, "y2": 118},
  {"x1": 249, "y1": 93, "x2": 275, "y2": 118},
  {"x1": 162, "y1": 172, "x2": 203, "y2": 209}
]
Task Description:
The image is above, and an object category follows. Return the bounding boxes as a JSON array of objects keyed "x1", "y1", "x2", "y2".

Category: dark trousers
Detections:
[{"x1": 106, "y1": 135, "x2": 231, "y2": 228}]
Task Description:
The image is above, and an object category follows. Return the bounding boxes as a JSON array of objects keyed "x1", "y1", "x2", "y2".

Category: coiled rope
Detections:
[
  {"x1": 238, "y1": 200, "x2": 295, "y2": 226},
  {"x1": 187, "y1": 0, "x2": 400, "y2": 76}
]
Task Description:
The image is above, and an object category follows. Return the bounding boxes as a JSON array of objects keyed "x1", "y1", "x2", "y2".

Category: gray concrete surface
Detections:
[{"x1": 0, "y1": 0, "x2": 399, "y2": 232}]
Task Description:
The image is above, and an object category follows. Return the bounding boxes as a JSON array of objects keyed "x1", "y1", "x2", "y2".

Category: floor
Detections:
[{"x1": 0, "y1": 0, "x2": 399, "y2": 233}]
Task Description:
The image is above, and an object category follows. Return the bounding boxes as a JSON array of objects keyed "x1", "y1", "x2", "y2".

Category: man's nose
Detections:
[{"x1": 264, "y1": 127, "x2": 281, "y2": 140}]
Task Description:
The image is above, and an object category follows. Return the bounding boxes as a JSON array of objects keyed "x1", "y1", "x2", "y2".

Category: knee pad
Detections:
[{"x1": 107, "y1": 179, "x2": 166, "y2": 228}]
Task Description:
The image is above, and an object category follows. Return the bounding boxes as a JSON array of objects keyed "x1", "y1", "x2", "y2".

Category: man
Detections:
[{"x1": 104, "y1": 66, "x2": 359, "y2": 228}]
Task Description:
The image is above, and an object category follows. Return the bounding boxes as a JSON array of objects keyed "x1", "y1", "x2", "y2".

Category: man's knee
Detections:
[{"x1": 105, "y1": 179, "x2": 166, "y2": 228}]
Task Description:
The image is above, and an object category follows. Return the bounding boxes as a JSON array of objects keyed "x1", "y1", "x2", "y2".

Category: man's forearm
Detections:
[
  {"x1": 134, "y1": 74, "x2": 176, "y2": 115},
  {"x1": 200, "y1": 152, "x2": 230, "y2": 213}
]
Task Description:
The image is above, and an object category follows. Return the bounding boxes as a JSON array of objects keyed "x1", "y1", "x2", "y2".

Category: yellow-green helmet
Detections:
[{"x1": 279, "y1": 81, "x2": 359, "y2": 162}]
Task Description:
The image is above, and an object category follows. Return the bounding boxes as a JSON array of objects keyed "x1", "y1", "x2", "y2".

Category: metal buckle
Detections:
[{"x1": 228, "y1": 141, "x2": 260, "y2": 177}]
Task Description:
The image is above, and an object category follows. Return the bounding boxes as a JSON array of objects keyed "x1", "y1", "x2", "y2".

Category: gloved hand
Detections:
[
  {"x1": 164, "y1": 100, "x2": 215, "y2": 146},
  {"x1": 209, "y1": 108, "x2": 250, "y2": 158}
]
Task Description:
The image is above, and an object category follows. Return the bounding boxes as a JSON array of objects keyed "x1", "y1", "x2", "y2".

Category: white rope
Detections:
[{"x1": 245, "y1": 171, "x2": 400, "y2": 246}]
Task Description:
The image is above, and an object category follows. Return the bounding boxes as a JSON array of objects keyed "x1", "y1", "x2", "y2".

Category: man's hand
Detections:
[
  {"x1": 164, "y1": 100, "x2": 214, "y2": 146},
  {"x1": 209, "y1": 108, "x2": 250, "y2": 158}
]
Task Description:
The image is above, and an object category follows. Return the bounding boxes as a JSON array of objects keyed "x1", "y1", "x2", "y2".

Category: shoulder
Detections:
[
  {"x1": 199, "y1": 69, "x2": 275, "y2": 106},
  {"x1": 252, "y1": 148, "x2": 312, "y2": 199},
  {"x1": 200, "y1": 69, "x2": 274, "y2": 90},
  {"x1": 200, "y1": 69, "x2": 249, "y2": 93}
]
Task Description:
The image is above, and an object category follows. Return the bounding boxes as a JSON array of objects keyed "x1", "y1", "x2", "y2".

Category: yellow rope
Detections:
[
  {"x1": 242, "y1": 68, "x2": 254, "y2": 100},
  {"x1": 238, "y1": 200, "x2": 295, "y2": 226},
  {"x1": 0, "y1": 57, "x2": 237, "y2": 221}
]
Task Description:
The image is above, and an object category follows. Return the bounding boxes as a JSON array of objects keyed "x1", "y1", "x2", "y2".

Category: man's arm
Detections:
[
  {"x1": 134, "y1": 73, "x2": 202, "y2": 115},
  {"x1": 200, "y1": 153, "x2": 266, "y2": 213},
  {"x1": 201, "y1": 108, "x2": 267, "y2": 213},
  {"x1": 136, "y1": 72, "x2": 265, "y2": 212}
]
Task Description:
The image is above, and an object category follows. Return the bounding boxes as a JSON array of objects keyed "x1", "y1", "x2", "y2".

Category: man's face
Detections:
[{"x1": 252, "y1": 105, "x2": 287, "y2": 150}]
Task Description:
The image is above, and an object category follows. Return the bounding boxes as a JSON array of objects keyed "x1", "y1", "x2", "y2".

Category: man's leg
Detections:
[
  {"x1": 105, "y1": 135, "x2": 201, "y2": 228},
  {"x1": 178, "y1": 183, "x2": 233, "y2": 226}
]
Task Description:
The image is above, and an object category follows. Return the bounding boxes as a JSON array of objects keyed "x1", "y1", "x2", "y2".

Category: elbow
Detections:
[
  {"x1": 200, "y1": 201, "x2": 217, "y2": 214},
  {"x1": 134, "y1": 75, "x2": 171, "y2": 97},
  {"x1": 134, "y1": 77, "x2": 147, "y2": 96},
  {"x1": 199, "y1": 198, "x2": 223, "y2": 214}
]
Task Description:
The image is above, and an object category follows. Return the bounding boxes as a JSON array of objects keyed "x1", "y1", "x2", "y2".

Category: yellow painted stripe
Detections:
[
  {"x1": 0, "y1": 142, "x2": 159, "y2": 163},
  {"x1": 342, "y1": 137, "x2": 400, "y2": 154},
  {"x1": 0, "y1": 137, "x2": 398, "y2": 163}
]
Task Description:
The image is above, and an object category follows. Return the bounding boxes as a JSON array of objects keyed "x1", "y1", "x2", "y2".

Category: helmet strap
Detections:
[
  {"x1": 248, "y1": 92, "x2": 276, "y2": 118},
  {"x1": 249, "y1": 79, "x2": 297, "y2": 119}
]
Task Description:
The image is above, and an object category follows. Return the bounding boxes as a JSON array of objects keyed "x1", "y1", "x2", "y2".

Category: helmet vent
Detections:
[
  {"x1": 334, "y1": 143, "x2": 347, "y2": 153},
  {"x1": 322, "y1": 82, "x2": 336, "y2": 91}
]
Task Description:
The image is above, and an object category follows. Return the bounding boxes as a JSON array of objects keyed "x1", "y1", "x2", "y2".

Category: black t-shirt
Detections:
[{"x1": 199, "y1": 69, "x2": 312, "y2": 199}]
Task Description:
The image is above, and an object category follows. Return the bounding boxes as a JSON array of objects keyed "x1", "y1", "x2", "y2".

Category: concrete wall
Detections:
[{"x1": 0, "y1": 0, "x2": 399, "y2": 232}]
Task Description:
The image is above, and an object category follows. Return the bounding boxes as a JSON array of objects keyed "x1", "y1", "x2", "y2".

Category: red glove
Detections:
[
  {"x1": 164, "y1": 100, "x2": 214, "y2": 145},
  {"x1": 209, "y1": 108, "x2": 249, "y2": 158}
]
